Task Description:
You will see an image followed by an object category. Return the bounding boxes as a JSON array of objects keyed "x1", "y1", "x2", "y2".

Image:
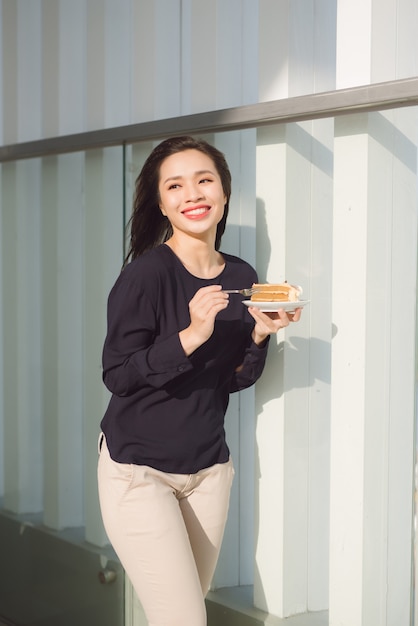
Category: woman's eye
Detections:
[
  {"x1": 199, "y1": 178, "x2": 212, "y2": 184},
  {"x1": 168, "y1": 183, "x2": 180, "y2": 190}
]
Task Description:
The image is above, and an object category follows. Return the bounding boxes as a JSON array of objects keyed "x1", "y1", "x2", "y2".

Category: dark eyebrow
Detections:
[
  {"x1": 162, "y1": 169, "x2": 217, "y2": 185},
  {"x1": 195, "y1": 169, "x2": 216, "y2": 177}
]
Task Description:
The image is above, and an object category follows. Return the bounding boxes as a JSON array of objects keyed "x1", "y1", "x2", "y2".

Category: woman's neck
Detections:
[{"x1": 165, "y1": 236, "x2": 224, "y2": 279}]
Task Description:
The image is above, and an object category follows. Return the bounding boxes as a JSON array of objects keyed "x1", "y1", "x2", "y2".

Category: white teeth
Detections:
[{"x1": 185, "y1": 208, "x2": 207, "y2": 216}]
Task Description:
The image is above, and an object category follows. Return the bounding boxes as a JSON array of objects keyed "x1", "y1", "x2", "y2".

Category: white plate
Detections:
[{"x1": 243, "y1": 299, "x2": 310, "y2": 312}]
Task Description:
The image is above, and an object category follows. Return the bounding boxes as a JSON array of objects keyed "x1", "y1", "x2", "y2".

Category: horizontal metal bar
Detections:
[{"x1": 1, "y1": 77, "x2": 418, "y2": 163}]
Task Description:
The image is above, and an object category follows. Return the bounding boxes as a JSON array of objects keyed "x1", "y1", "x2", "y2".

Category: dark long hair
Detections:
[{"x1": 124, "y1": 136, "x2": 232, "y2": 264}]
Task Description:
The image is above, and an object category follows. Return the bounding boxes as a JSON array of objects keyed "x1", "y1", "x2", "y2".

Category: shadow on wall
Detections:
[
  {"x1": 224, "y1": 202, "x2": 334, "y2": 405},
  {"x1": 255, "y1": 199, "x2": 271, "y2": 283},
  {"x1": 261, "y1": 334, "x2": 333, "y2": 402}
]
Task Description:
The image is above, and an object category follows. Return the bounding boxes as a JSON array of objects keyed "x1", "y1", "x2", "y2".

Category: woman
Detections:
[{"x1": 97, "y1": 136, "x2": 301, "y2": 626}]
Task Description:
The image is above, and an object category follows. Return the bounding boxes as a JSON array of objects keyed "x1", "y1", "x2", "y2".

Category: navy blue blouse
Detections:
[{"x1": 101, "y1": 244, "x2": 269, "y2": 473}]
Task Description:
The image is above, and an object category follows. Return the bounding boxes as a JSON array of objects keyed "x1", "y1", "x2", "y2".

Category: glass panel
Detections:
[
  {"x1": 1, "y1": 106, "x2": 417, "y2": 625},
  {"x1": 0, "y1": 147, "x2": 125, "y2": 626}
]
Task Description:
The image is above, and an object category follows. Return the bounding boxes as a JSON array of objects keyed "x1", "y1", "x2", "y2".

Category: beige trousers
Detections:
[{"x1": 97, "y1": 435, "x2": 234, "y2": 626}]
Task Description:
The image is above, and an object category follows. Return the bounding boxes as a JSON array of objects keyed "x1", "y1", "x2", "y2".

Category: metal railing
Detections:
[{"x1": 1, "y1": 77, "x2": 418, "y2": 162}]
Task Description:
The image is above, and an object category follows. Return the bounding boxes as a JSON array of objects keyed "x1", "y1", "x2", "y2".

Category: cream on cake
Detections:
[{"x1": 251, "y1": 282, "x2": 302, "y2": 302}]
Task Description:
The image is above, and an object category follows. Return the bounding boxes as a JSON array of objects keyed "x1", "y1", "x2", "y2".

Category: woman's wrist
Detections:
[
  {"x1": 179, "y1": 326, "x2": 207, "y2": 356},
  {"x1": 251, "y1": 328, "x2": 269, "y2": 347}
]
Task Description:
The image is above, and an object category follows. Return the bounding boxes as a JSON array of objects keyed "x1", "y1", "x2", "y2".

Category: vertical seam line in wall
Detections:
[
  {"x1": 122, "y1": 143, "x2": 127, "y2": 261},
  {"x1": 408, "y1": 116, "x2": 418, "y2": 625},
  {"x1": 395, "y1": 0, "x2": 399, "y2": 80},
  {"x1": 179, "y1": 0, "x2": 183, "y2": 113}
]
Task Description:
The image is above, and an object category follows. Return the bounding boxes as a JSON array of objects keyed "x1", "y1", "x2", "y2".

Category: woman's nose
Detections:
[{"x1": 185, "y1": 183, "x2": 203, "y2": 201}]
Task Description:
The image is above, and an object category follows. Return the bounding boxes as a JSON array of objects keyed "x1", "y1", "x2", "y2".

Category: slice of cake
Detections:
[{"x1": 251, "y1": 282, "x2": 302, "y2": 302}]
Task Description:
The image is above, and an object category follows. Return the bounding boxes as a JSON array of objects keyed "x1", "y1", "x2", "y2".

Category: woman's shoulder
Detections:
[
  {"x1": 222, "y1": 252, "x2": 258, "y2": 279},
  {"x1": 122, "y1": 245, "x2": 171, "y2": 277},
  {"x1": 110, "y1": 246, "x2": 172, "y2": 294}
]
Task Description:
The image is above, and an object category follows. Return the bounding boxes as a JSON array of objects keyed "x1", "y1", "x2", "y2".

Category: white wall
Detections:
[
  {"x1": 329, "y1": 2, "x2": 418, "y2": 624},
  {"x1": 0, "y1": 1, "x2": 417, "y2": 625},
  {"x1": 254, "y1": 1, "x2": 337, "y2": 616}
]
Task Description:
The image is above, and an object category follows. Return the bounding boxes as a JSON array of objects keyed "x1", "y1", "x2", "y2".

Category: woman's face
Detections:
[{"x1": 158, "y1": 149, "x2": 226, "y2": 243}]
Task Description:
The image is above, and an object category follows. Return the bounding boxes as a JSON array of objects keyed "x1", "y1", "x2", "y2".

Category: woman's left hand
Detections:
[{"x1": 248, "y1": 306, "x2": 302, "y2": 346}]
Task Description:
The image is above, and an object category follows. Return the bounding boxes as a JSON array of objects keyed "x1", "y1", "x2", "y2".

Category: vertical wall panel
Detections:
[
  {"x1": 330, "y1": 117, "x2": 370, "y2": 626},
  {"x1": 258, "y1": 0, "x2": 290, "y2": 102},
  {"x1": 17, "y1": 0, "x2": 42, "y2": 141},
  {"x1": 306, "y1": 117, "x2": 333, "y2": 612},
  {"x1": 58, "y1": 0, "x2": 87, "y2": 134},
  {"x1": 330, "y1": 108, "x2": 418, "y2": 626},
  {"x1": 16, "y1": 160, "x2": 43, "y2": 512},
  {"x1": 42, "y1": 153, "x2": 85, "y2": 530},
  {"x1": 0, "y1": 2, "x2": 3, "y2": 143},
  {"x1": 1, "y1": 0, "x2": 18, "y2": 144},
  {"x1": 241, "y1": 0, "x2": 259, "y2": 105},
  {"x1": 154, "y1": 0, "x2": 181, "y2": 118},
  {"x1": 216, "y1": 0, "x2": 244, "y2": 109},
  {"x1": 180, "y1": 0, "x2": 192, "y2": 115},
  {"x1": 0, "y1": 166, "x2": 3, "y2": 497},
  {"x1": 236, "y1": 130, "x2": 258, "y2": 587},
  {"x1": 362, "y1": 113, "x2": 397, "y2": 626},
  {"x1": 104, "y1": 0, "x2": 132, "y2": 126},
  {"x1": 383, "y1": 108, "x2": 417, "y2": 626},
  {"x1": 371, "y1": 0, "x2": 397, "y2": 83},
  {"x1": 211, "y1": 132, "x2": 244, "y2": 588},
  {"x1": 185, "y1": 0, "x2": 217, "y2": 113},
  {"x1": 254, "y1": 128, "x2": 288, "y2": 617},
  {"x1": 288, "y1": 1, "x2": 315, "y2": 95},
  {"x1": 131, "y1": 0, "x2": 157, "y2": 121},
  {"x1": 330, "y1": 1, "x2": 418, "y2": 624},
  {"x1": 254, "y1": 1, "x2": 336, "y2": 617},
  {"x1": 55, "y1": 153, "x2": 84, "y2": 527},
  {"x1": 42, "y1": 0, "x2": 60, "y2": 138},
  {"x1": 84, "y1": 147, "x2": 124, "y2": 547},
  {"x1": 86, "y1": 0, "x2": 105, "y2": 130},
  {"x1": 397, "y1": 0, "x2": 418, "y2": 78},
  {"x1": 314, "y1": 0, "x2": 337, "y2": 92},
  {"x1": 336, "y1": 0, "x2": 372, "y2": 88},
  {"x1": 0, "y1": 2, "x2": 4, "y2": 495},
  {"x1": 254, "y1": 119, "x2": 333, "y2": 618},
  {"x1": 210, "y1": 130, "x2": 258, "y2": 589},
  {"x1": 41, "y1": 155, "x2": 59, "y2": 523},
  {"x1": 1, "y1": 164, "x2": 19, "y2": 510},
  {"x1": 372, "y1": 0, "x2": 418, "y2": 82},
  {"x1": 1, "y1": 160, "x2": 43, "y2": 514},
  {"x1": 286, "y1": 118, "x2": 333, "y2": 614},
  {"x1": 0, "y1": 4, "x2": 46, "y2": 514}
]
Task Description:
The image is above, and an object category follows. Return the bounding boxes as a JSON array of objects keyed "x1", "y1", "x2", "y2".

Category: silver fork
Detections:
[{"x1": 223, "y1": 288, "x2": 259, "y2": 296}]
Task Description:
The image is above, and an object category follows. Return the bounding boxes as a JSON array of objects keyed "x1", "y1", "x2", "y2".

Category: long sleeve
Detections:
[
  {"x1": 229, "y1": 337, "x2": 270, "y2": 393},
  {"x1": 102, "y1": 267, "x2": 193, "y2": 397}
]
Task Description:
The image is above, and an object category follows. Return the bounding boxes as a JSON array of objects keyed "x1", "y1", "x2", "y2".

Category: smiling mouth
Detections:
[{"x1": 182, "y1": 206, "x2": 210, "y2": 217}]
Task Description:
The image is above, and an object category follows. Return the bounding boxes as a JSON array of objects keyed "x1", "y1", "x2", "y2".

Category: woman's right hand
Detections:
[{"x1": 179, "y1": 285, "x2": 229, "y2": 356}]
